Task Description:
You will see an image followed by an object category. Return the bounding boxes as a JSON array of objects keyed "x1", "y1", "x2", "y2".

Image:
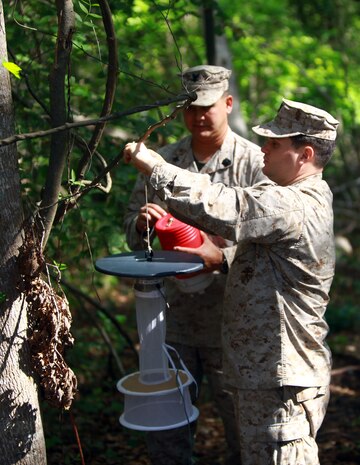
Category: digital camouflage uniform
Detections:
[
  {"x1": 145, "y1": 152, "x2": 336, "y2": 464},
  {"x1": 124, "y1": 128, "x2": 265, "y2": 465}
]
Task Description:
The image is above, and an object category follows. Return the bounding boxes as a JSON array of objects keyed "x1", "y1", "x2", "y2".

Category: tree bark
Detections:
[
  {"x1": 201, "y1": 1, "x2": 249, "y2": 137},
  {"x1": 214, "y1": 35, "x2": 249, "y2": 138},
  {"x1": 0, "y1": 2, "x2": 47, "y2": 464}
]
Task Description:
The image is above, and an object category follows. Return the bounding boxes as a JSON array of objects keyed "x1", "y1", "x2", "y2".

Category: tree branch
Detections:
[
  {"x1": 39, "y1": 0, "x2": 75, "y2": 248},
  {"x1": 76, "y1": 0, "x2": 118, "y2": 182},
  {"x1": 0, "y1": 93, "x2": 195, "y2": 147}
]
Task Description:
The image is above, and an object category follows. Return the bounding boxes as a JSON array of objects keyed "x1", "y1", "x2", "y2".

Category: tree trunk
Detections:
[
  {"x1": 201, "y1": 2, "x2": 249, "y2": 137},
  {"x1": 214, "y1": 35, "x2": 249, "y2": 138},
  {"x1": 0, "y1": 3, "x2": 47, "y2": 464}
]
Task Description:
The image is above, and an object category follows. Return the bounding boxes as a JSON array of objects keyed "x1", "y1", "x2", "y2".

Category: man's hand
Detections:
[
  {"x1": 174, "y1": 231, "x2": 224, "y2": 272},
  {"x1": 136, "y1": 203, "x2": 167, "y2": 233},
  {"x1": 123, "y1": 142, "x2": 166, "y2": 175}
]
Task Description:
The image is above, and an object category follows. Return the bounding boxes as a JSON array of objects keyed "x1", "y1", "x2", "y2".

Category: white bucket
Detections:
[{"x1": 117, "y1": 369, "x2": 199, "y2": 431}]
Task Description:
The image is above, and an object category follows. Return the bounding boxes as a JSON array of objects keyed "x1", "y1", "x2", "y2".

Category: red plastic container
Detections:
[
  {"x1": 155, "y1": 213, "x2": 203, "y2": 251},
  {"x1": 155, "y1": 213, "x2": 213, "y2": 290},
  {"x1": 155, "y1": 214, "x2": 203, "y2": 280}
]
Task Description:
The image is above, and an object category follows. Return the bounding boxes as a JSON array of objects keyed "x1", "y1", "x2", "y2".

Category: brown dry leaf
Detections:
[{"x1": 26, "y1": 276, "x2": 77, "y2": 410}]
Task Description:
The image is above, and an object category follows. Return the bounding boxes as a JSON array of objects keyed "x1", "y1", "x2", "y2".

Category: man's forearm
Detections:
[{"x1": 148, "y1": 163, "x2": 240, "y2": 242}]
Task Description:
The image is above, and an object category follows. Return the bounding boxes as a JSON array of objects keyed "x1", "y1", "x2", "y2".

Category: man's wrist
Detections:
[
  {"x1": 146, "y1": 149, "x2": 166, "y2": 175},
  {"x1": 144, "y1": 161, "x2": 164, "y2": 176},
  {"x1": 219, "y1": 252, "x2": 229, "y2": 274}
]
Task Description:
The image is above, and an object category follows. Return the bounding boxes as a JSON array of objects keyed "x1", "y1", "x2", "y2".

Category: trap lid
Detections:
[{"x1": 95, "y1": 250, "x2": 204, "y2": 278}]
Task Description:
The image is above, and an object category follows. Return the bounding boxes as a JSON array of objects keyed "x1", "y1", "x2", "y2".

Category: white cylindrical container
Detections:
[{"x1": 134, "y1": 279, "x2": 170, "y2": 384}]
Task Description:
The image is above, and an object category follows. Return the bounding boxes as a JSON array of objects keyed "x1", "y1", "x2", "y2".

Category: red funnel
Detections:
[
  {"x1": 155, "y1": 213, "x2": 203, "y2": 251},
  {"x1": 155, "y1": 213, "x2": 211, "y2": 289}
]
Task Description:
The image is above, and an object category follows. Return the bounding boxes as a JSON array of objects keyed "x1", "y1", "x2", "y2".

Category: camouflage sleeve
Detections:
[{"x1": 150, "y1": 164, "x2": 304, "y2": 244}]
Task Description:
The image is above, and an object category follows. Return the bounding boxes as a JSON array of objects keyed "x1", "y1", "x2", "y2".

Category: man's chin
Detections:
[
  {"x1": 193, "y1": 128, "x2": 212, "y2": 138},
  {"x1": 262, "y1": 166, "x2": 273, "y2": 180}
]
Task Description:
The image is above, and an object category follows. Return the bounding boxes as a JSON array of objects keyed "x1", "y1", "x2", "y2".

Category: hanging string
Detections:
[
  {"x1": 137, "y1": 94, "x2": 196, "y2": 262},
  {"x1": 144, "y1": 182, "x2": 153, "y2": 261}
]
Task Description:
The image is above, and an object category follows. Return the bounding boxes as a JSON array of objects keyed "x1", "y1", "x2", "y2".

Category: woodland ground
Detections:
[
  {"x1": 43, "y1": 288, "x2": 360, "y2": 465},
  {"x1": 43, "y1": 339, "x2": 360, "y2": 465}
]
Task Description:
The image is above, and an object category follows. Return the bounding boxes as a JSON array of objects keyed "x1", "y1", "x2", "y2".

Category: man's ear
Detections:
[
  {"x1": 300, "y1": 145, "x2": 315, "y2": 164},
  {"x1": 226, "y1": 95, "x2": 233, "y2": 114}
]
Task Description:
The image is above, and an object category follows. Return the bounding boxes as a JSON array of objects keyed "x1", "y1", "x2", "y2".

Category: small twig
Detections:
[
  {"x1": 70, "y1": 411, "x2": 86, "y2": 465},
  {"x1": 138, "y1": 95, "x2": 195, "y2": 142},
  {"x1": 331, "y1": 365, "x2": 360, "y2": 376},
  {"x1": 61, "y1": 278, "x2": 138, "y2": 360},
  {"x1": 84, "y1": 303, "x2": 126, "y2": 376}
]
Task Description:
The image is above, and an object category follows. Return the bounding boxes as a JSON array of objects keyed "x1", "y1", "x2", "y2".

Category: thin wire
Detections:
[
  {"x1": 163, "y1": 343, "x2": 195, "y2": 444},
  {"x1": 156, "y1": 281, "x2": 170, "y2": 310},
  {"x1": 155, "y1": 285, "x2": 194, "y2": 436},
  {"x1": 144, "y1": 182, "x2": 153, "y2": 260}
]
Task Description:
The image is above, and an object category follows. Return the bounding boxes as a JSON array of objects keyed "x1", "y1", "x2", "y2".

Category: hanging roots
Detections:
[
  {"x1": 25, "y1": 276, "x2": 77, "y2": 410},
  {"x1": 18, "y1": 223, "x2": 77, "y2": 410}
]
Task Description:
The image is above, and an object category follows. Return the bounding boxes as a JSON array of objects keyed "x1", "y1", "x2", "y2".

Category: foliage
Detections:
[
  {"x1": 7, "y1": 0, "x2": 359, "y2": 246},
  {"x1": 5, "y1": 0, "x2": 206, "y2": 276}
]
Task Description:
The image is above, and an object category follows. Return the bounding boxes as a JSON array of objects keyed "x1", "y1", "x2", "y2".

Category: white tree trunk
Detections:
[
  {"x1": 0, "y1": 298, "x2": 47, "y2": 465},
  {"x1": 0, "y1": 2, "x2": 47, "y2": 464},
  {"x1": 215, "y1": 35, "x2": 249, "y2": 138}
]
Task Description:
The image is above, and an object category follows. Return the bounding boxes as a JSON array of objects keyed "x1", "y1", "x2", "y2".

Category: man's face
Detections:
[
  {"x1": 183, "y1": 95, "x2": 233, "y2": 141},
  {"x1": 261, "y1": 137, "x2": 302, "y2": 185}
]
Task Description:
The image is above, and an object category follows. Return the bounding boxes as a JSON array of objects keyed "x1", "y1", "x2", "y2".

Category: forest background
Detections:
[{"x1": 1, "y1": 0, "x2": 359, "y2": 464}]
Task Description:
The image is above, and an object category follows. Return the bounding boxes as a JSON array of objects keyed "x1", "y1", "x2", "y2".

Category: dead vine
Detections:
[{"x1": 18, "y1": 223, "x2": 77, "y2": 410}]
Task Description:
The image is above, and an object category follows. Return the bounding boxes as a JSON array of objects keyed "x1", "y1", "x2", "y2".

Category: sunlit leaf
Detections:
[{"x1": 2, "y1": 61, "x2": 22, "y2": 79}]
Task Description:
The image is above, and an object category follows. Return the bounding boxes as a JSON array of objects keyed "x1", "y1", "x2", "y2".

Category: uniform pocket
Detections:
[{"x1": 295, "y1": 386, "x2": 330, "y2": 438}]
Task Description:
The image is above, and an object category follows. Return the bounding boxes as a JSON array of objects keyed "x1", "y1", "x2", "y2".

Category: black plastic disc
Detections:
[{"x1": 95, "y1": 250, "x2": 204, "y2": 278}]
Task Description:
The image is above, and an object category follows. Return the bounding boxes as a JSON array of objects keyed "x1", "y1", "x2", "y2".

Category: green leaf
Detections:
[
  {"x1": 2, "y1": 61, "x2": 22, "y2": 79},
  {"x1": 78, "y1": 1, "x2": 89, "y2": 14},
  {"x1": 53, "y1": 260, "x2": 67, "y2": 271},
  {"x1": 0, "y1": 292, "x2": 6, "y2": 303},
  {"x1": 88, "y1": 12, "x2": 102, "y2": 19}
]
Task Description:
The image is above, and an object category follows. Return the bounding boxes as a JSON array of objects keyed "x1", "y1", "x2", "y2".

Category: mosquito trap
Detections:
[{"x1": 95, "y1": 249, "x2": 203, "y2": 431}]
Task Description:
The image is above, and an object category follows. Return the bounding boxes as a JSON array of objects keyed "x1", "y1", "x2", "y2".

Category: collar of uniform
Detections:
[
  {"x1": 289, "y1": 172, "x2": 323, "y2": 187},
  {"x1": 162, "y1": 135, "x2": 195, "y2": 169},
  {"x1": 159, "y1": 130, "x2": 234, "y2": 173},
  {"x1": 201, "y1": 128, "x2": 234, "y2": 174}
]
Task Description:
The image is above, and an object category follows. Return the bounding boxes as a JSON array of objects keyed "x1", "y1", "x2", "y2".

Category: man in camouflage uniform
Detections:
[
  {"x1": 123, "y1": 65, "x2": 265, "y2": 465},
  {"x1": 124, "y1": 98, "x2": 339, "y2": 465}
]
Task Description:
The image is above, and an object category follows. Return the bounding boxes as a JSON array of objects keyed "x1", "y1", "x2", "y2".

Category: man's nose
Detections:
[
  {"x1": 261, "y1": 144, "x2": 268, "y2": 154},
  {"x1": 194, "y1": 108, "x2": 206, "y2": 120}
]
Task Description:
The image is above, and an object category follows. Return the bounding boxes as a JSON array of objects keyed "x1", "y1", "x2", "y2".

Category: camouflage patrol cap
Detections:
[
  {"x1": 252, "y1": 98, "x2": 339, "y2": 141},
  {"x1": 181, "y1": 65, "x2": 232, "y2": 106}
]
